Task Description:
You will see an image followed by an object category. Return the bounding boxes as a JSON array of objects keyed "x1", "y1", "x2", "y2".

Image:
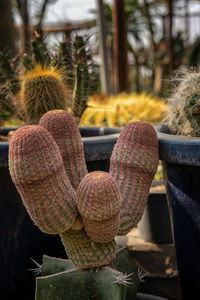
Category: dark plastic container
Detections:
[
  {"x1": 136, "y1": 293, "x2": 168, "y2": 300},
  {"x1": 0, "y1": 126, "x2": 120, "y2": 300},
  {"x1": 137, "y1": 191, "x2": 173, "y2": 244},
  {"x1": 156, "y1": 124, "x2": 200, "y2": 300}
]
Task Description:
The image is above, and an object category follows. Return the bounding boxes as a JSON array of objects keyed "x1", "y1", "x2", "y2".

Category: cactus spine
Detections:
[
  {"x1": 19, "y1": 65, "x2": 69, "y2": 124},
  {"x1": 35, "y1": 249, "x2": 139, "y2": 300},
  {"x1": 167, "y1": 69, "x2": 200, "y2": 136}
]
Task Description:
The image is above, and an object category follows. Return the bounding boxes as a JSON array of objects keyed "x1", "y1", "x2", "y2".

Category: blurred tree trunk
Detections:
[
  {"x1": 0, "y1": 0, "x2": 17, "y2": 57},
  {"x1": 112, "y1": 0, "x2": 128, "y2": 94},
  {"x1": 166, "y1": 0, "x2": 174, "y2": 70},
  {"x1": 17, "y1": 0, "x2": 30, "y2": 53},
  {"x1": 143, "y1": 0, "x2": 156, "y2": 90}
]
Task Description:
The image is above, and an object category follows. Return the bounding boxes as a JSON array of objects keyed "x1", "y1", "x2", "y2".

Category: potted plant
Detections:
[
  {"x1": 156, "y1": 69, "x2": 200, "y2": 299},
  {"x1": 0, "y1": 35, "x2": 121, "y2": 300},
  {"x1": 0, "y1": 34, "x2": 164, "y2": 299},
  {"x1": 8, "y1": 110, "x2": 159, "y2": 299}
]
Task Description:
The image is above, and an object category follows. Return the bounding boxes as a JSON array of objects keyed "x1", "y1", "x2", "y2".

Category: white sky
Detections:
[
  {"x1": 41, "y1": 0, "x2": 200, "y2": 43},
  {"x1": 14, "y1": 0, "x2": 200, "y2": 43},
  {"x1": 30, "y1": 0, "x2": 111, "y2": 24}
]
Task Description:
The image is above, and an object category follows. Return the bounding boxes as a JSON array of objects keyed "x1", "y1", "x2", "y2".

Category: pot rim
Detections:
[
  {"x1": 0, "y1": 126, "x2": 121, "y2": 167},
  {"x1": 155, "y1": 123, "x2": 200, "y2": 166}
]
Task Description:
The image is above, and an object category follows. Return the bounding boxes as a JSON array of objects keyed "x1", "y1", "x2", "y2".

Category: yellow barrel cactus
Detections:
[{"x1": 80, "y1": 92, "x2": 168, "y2": 127}]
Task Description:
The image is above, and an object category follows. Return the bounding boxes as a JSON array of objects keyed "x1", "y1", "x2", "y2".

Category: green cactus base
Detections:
[{"x1": 35, "y1": 247, "x2": 139, "y2": 300}]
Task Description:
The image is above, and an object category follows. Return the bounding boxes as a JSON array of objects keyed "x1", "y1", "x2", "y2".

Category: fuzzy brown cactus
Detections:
[
  {"x1": 9, "y1": 125, "x2": 77, "y2": 234},
  {"x1": 76, "y1": 171, "x2": 121, "y2": 243},
  {"x1": 9, "y1": 111, "x2": 158, "y2": 271},
  {"x1": 109, "y1": 121, "x2": 159, "y2": 236},
  {"x1": 39, "y1": 110, "x2": 87, "y2": 190}
]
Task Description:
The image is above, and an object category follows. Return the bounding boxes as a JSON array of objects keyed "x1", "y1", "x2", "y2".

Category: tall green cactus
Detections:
[
  {"x1": 167, "y1": 69, "x2": 200, "y2": 136},
  {"x1": 9, "y1": 109, "x2": 158, "y2": 299},
  {"x1": 72, "y1": 35, "x2": 91, "y2": 122}
]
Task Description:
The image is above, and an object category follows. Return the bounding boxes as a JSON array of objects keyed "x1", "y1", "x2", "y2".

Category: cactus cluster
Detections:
[
  {"x1": 9, "y1": 109, "x2": 159, "y2": 270},
  {"x1": 0, "y1": 34, "x2": 96, "y2": 126},
  {"x1": 167, "y1": 69, "x2": 200, "y2": 136}
]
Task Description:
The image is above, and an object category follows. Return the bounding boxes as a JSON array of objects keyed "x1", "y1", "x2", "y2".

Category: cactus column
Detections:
[
  {"x1": 9, "y1": 125, "x2": 77, "y2": 234},
  {"x1": 110, "y1": 122, "x2": 159, "y2": 235}
]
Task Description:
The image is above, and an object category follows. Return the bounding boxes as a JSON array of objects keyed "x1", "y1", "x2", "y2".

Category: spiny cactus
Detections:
[
  {"x1": 76, "y1": 171, "x2": 121, "y2": 243},
  {"x1": 0, "y1": 34, "x2": 96, "y2": 126},
  {"x1": 167, "y1": 69, "x2": 200, "y2": 136},
  {"x1": 0, "y1": 52, "x2": 21, "y2": 123},
  {"x1": 72, "y1": 35, "x2": 91, "y2": 122},
  {"x1": 35, "y1": 248, "x2": 139, "y2": 300},
  {"x1": 109, "y1": 121, "x2": 159, "y2": 235},
  {"x1": 9, "y1": 109, "x2": 158, "y2": 299},
  {"x1": 31, "y1": 34, "x2": 51, "y2": 67},
  {"x1": 19, "y1": 65, "x2": 69, "y2": 124}
]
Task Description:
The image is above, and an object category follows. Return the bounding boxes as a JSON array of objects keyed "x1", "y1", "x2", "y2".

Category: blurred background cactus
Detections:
[
  {"x1": 166, "y1": 69, "x2": 200, "y2": 137},
  {"x1": 80, "y1": 92, "x2": 168, "y2": 127},
  {"x1": 0, "y1": 33, "x2": 97, "y2": 126}
]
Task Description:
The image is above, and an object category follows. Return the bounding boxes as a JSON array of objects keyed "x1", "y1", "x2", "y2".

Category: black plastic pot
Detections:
[
  {"x1": 156, "y1": 124, "x2": 200, "y2": 300},
  {"x1": 137, "y1": 190, "x2": 173, "y2": 244},
  {"x1": 136, "y1": 293, "x2": 168, "y2": 300},
  {"x1": 0, "y1": 126, "x2": 120, "y2": 300}
]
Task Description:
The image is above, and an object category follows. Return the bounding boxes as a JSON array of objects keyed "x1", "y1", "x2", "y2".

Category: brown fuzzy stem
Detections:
[
  {"x1": 60, "y1": 228, "x2": 116, "y2": 269},
  {"x1": 109, "y1": 122, "x2": 159, "y2": 235},
  {"x1": 9, "y1": 125, "x2": 77, "y2": 234},
  {"x1": 39, "y1": 110, "x2": 88, "y2": 190},
  {"x1": 76, "y1": 171, "x2": 121, "y2": 243}
]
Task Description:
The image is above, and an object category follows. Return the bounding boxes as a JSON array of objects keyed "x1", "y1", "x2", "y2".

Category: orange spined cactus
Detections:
[{"x1": 19, "y1": 65, "x2": 69, "y2": 124}]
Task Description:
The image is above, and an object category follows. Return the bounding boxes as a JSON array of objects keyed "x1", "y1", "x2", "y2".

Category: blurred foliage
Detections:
[
  {"x1": 91, "y1": 1, "x2": 192, "y2": 95},
  {"x1": 80, "y1": 92, "x2": 168, "y2": 127},
  {"x1": 154, "y1": 163, "x2": 163, "y2": 181}
]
